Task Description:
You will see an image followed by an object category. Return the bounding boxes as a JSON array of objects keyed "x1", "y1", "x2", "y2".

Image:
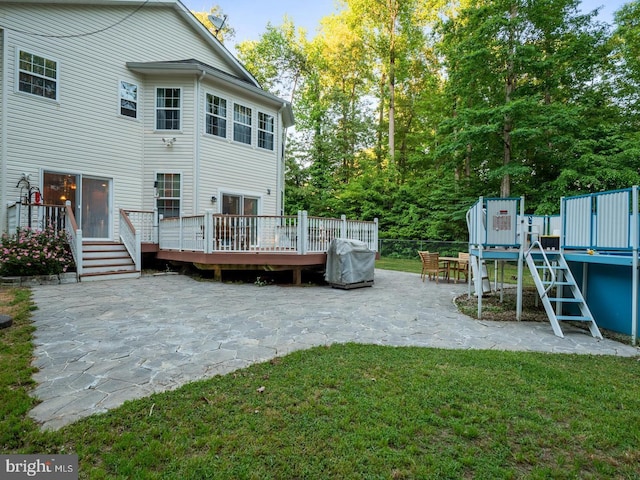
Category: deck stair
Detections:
[
  {"x1": 80, "y1": 241, "x2": 140, "y2": 282},
  {"x1": 524, "y1": 242, "x2": 602, "y2": 339}
]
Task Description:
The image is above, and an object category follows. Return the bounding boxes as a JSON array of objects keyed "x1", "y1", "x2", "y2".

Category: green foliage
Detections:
[
  {"x1": 0, "y1": 227, "x2": 75, "y2": 277},
  {"x1": 226, "y1": 1, "x2": 640, "y2": 242}
]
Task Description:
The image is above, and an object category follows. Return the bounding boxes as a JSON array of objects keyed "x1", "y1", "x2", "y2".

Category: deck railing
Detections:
[
  {"x1": 6, "y1": 202, "x2": 67, "y2": 234},
  {"x1": 562, "y1": 187, "x2": 639, "y2": 251},
  {"x1": 143, "y1": 210, "x2": 378, "y2": 254},
  {"x1": 119, "y1": 209, "x2": 141, "y2": 273},
  {"x1": 124, "y1": 209, "x2": 157, "y2": 244}
]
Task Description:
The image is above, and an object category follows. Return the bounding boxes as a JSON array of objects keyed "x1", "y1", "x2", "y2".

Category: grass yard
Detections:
[
  {"x1": 1, "y1": 267, "x2": 640, "y2": 479},
  {"x1": 376, "y1": 256, "x2": 536, "y2": 288}
]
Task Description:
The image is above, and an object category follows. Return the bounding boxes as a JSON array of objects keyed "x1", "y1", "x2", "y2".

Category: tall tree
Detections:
[{"x1": 437, "y1": 0, "x2": 610, "y2": 199}]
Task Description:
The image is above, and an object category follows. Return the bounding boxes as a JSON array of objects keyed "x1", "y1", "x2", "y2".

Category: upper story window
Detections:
[
  {"x1": 18, "y1": 50, "x2": 57, "y2": 100},
  {"x1": 156, "y1": 88, "x2": 181, "y2": 130},
  {"x1": 233, "y1": 103, "x2": 252, "y2": 145},
  {"x1": 120, "y1": 81, "x2": 138, "y2": 118},
  {"x1": 206, "y1": 94, "x2": 227, "y2": 138},
  {"x1": 258, "y1": 112, "x2": 274, "y2": 151}
]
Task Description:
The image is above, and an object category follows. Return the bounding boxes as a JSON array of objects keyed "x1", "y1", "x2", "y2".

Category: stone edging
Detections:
[{"x1": 1, "y1": 273, "x2": 78, "y2": 287}]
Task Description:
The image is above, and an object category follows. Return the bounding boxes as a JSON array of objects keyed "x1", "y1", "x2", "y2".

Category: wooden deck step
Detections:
[{"x1": 80, "y1": 241, "x2": 140, "y2": 282}]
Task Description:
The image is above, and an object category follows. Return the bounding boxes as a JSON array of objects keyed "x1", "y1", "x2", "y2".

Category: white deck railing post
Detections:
[
  {"x1": 204, "y1": 210, "x2": 213, "y2": 254},
  {"x1": 298, "y1": 211, "x2": 308, "y2": 255},
  {"x1": 340, "y1": 214, "x2": 347, "y2": 238}
]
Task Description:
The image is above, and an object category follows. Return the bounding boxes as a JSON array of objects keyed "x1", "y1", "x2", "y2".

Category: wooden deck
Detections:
[
  {"x1": 154, "y1": 248, "x2": 328, "y2": 283},
  {"x1": 7, "y1": 205, "x2": 379, "y2": 284}
]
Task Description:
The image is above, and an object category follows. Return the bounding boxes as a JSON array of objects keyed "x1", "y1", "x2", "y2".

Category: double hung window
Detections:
[
  {"x1": 206, "y1": 94, "x2": 227, "y2": 138},
  {"x1": 18, "y1": 50, "x2": 57, "y2": 100},
  {"x1": 233, "y1": 104, "x2": 252, "y2": 145},
  {"x1": 258, "y1": 112, "x2": 274, "y2": 151},
  {"x1": 156, "y1": 88, "x2": 181, "y2": 130}
]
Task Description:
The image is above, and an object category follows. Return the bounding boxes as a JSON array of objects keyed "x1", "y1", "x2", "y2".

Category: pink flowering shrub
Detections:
[{"x1": 0, "y1": 226, "x2": 75, "y2": 276}]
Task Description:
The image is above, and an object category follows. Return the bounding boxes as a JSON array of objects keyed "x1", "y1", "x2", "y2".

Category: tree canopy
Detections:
[{"x1": 195, "y1": 0, "x2": 640, "y2": 241}]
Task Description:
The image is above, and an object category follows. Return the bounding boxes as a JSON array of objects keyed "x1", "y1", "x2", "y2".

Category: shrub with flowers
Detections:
[{"x1": 0, "y1": 226, "x2": 75, "y2": 277}]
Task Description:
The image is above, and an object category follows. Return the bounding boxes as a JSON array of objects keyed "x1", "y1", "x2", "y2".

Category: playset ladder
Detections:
[
  {"x1": 524, "y1": 244, "x2": 602, "y2": 339},
  {"x1": 470, "y1": 255, "x2": 492, "y2": 296}
]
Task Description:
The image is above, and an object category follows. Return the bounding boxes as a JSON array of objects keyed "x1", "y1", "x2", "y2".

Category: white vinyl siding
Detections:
[
  {"x1": 0, "y1": 2, "x2": 286, "y2": 234},
  {"x1": 233, "y1": 103, "x2": 252, "y2": 145}
]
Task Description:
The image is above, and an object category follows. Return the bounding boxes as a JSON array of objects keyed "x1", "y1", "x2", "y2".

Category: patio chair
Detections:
[
  {"x1": 418, "y1": 251, "x2": 448, "y2": 283},
  {"x1": 455, "y1": 252, "x2": 470, "y2": 283}
]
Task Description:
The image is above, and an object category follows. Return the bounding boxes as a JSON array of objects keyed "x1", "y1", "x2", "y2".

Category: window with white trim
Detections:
[
  {"x1": 258, "y1": 112, "x2": 274, "y2": 151},
  {"x1": 156, "y1": 88, "x2": 181, "y2": 130},
  {"x1": 206, "y1": 94, "x2": 227, "y2": 138},
  {"x1": 120, "y1": 81, "x2": 138, "y2": 118},
  {"x1": 156, "y1": 173, "x2": 181, "y2": 218},
  {"x1": 18, "y1": 50, "x2": 57, "y2": 100},
  {"x1": 233, "y1": 103, "x2": 252, "y2": 145}
]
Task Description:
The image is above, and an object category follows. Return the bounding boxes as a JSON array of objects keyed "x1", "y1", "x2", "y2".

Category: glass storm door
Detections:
[
  {"x1": 43, "y1": 171, "x2": 79, "y2": 216},
  {"x1": 82, "y1": 177, "x2": 110, "y2": 239}
]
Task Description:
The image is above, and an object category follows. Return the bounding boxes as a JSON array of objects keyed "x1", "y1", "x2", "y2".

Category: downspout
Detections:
[
  {"x1": 0, "y1": 29, "x2": 8, "y2": 235},
  {"x1": 277, "y1": 103, "x2": 288, "y2": 216},
  {"x1": 194, "y1": 69, "x2": 206, "y2": 213}
]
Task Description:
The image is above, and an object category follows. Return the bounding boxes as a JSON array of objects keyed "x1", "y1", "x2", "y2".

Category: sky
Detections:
[{"x1": 181, "y1": 0, "x2": 629, "y2": 51}]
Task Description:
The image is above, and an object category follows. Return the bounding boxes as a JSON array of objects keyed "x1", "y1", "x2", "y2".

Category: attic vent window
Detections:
[{"x1": 18, "y1": 50, "x2": 57, "y2": 100}]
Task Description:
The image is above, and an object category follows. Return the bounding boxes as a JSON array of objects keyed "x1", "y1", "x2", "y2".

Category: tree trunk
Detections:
[{"x1": 501, "y1": 3, "x2": 517, "y2": 198}]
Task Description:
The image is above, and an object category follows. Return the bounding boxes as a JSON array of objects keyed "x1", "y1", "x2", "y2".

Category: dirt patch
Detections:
[
  {"x1": 0, "y1": 289, "x2": 15, "y2": 316},
  {"x1": 454, "y1": 287, "x2": 548, "y2": 323}
]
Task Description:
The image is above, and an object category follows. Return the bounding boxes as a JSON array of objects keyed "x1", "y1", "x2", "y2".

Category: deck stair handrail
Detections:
[
  {"x1": 525, "y1": 240, "x2": 556, "y2": 297},
  {"x1": 63, "y1": 201, "x2": 82, "y2": 278},
  {"x1": 119, "y1": 209, "x2": 141, "y2": 273}
]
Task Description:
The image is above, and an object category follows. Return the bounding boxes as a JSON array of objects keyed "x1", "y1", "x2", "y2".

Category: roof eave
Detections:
[{"x1": 126, "y1": 61, "x2": 294, "y2": 128}]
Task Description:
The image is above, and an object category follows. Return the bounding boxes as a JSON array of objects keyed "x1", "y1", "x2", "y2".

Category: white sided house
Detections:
[{"x1": 1, "y1": 0, "x2": 378, "y2": 282}]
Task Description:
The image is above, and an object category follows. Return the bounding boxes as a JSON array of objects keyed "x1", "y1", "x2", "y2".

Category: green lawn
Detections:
[
  {"x1": 1, "y1": 272, "x2": 639, "y2": 479},
  {"x1": 376, "y1": 256, "x2": 536, "y2": 288}
]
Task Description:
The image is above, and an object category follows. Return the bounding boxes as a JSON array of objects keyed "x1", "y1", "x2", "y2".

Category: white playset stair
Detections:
[{"x1": 525, "y1": 242, "x2": 602, "y2": 339}]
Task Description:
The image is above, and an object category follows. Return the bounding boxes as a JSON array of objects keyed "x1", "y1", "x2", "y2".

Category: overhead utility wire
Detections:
[{"x1": 0, "y1": 0, "x2": 149, "y2": 39}]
